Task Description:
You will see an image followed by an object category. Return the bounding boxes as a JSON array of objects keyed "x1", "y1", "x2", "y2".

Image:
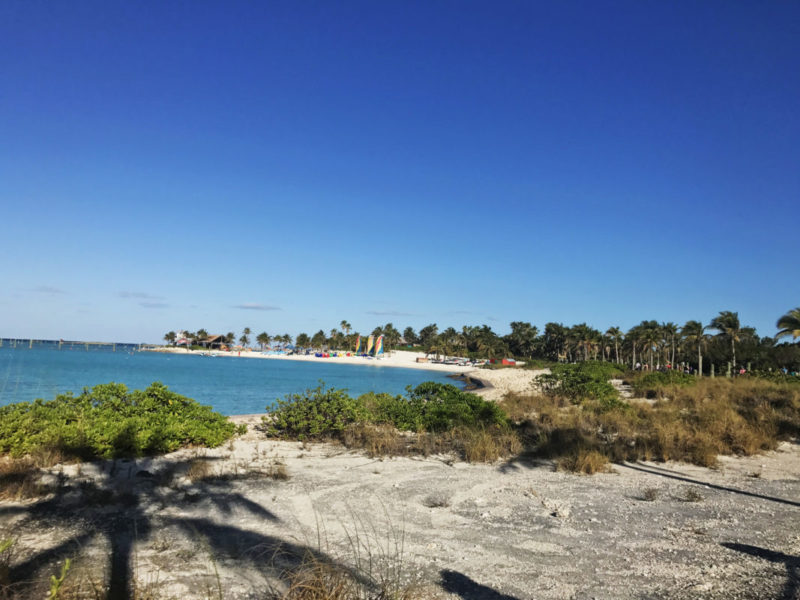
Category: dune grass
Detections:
[{"x1": 504, "y1": 377, "x2": 800, "y2": 469}]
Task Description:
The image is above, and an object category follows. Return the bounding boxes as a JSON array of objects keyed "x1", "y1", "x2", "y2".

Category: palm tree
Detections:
[
  {"x1": 256, "y1": 332, "x2": 271, "y2": 350},
  {"x1": 681, "y1": 320, "x2": 707, "y2": 375},
  {"x1": 382, "y1": 323, "x2": 401, "y2": 351},
  {"x1": 637, "y1": 320, "x2": 661, "y2": 369},
  {"x1": 776, "y1": 307, "x2": 800, "y2": 341},
  {"x1": 662, "y1": 322, "x2": 678, "y2": 366},
  {"x1": 605, "y1": 327, "x2": 622, "y2": 364},
  {"x1": 311, "y1": 330, "x2": 327, "y2": 349},
  {"x1": 340, "y1": 321, "x2": 351, "y2": 337},
  {"x1": 709, "y1": 311, "x2": 742, "y2": 368},
  {"x1": 570, "y1": 323, "x2": 593, "y2": 361},
  {"x1": 163, "y1": 331, "x2": 177, "y2": 346},
  {"x1": 506, "y1": 321, "x2": 538, "y2": 359},
  {"x1": 403, "y1": 326, "x2": 418, "y2": 346}
]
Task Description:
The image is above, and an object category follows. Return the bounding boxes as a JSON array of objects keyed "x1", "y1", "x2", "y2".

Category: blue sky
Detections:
[{"x1": 1, "y1": 1, "x2": 798, "y2": 343}]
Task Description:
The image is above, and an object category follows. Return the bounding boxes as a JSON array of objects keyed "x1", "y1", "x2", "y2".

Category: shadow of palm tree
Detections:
[
  {"x1": 619, "y1": 462, "x2": 800, "y2": 507},
  {"x1": 440, "y1": 569, "x2": 522, "y2": 599},
  {"x1": 722, "y1": 542, "x2": 800, "y2": 600},
  {"x1": 498, "y1": 425, "x2": 597, "y2": 473},
  {"x1": 0, "y1": 454, "x2": 357, "y2": 599}
]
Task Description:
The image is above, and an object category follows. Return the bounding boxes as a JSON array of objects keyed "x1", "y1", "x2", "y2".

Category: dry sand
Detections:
[
  {"x1": 148, "y1": 347, "x2": 476, "y2": 374},
  {"x1": 3, "y1": 416, "x2": 798, "y2": 599}
]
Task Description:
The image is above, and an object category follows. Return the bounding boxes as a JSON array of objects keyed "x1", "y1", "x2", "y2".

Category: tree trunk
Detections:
[
  {"x1": 698, "y1": 346, "x2": 702, "y2": 377},
  {"x1": 732, "y1": 338, "x2": 736, "y2": 368}
]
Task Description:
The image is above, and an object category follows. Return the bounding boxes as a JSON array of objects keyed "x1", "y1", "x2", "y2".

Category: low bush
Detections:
[
  {"x1": 266, "y1": 383, "x2": 516, "y2": 462},
  {"x1": 266, "y1": 383, "x2": 508, "y2": 440},
  {"x1": 266, "y1": 385, "x2": 369, "y2": 440},
  {"x1": 0, "y1": 382, "x2": 236, "y2": 461},
  {"x1": 751, "y1": 371, "x2": 800, "y2": 385},
  {"x1": 632, "y1": 371, "x2": 697, "y2": 398},
  {"x1": 538, "y1": 362, "x2": 623, "y2": 404}
]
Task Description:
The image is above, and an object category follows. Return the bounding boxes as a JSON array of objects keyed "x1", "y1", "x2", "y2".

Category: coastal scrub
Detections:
[
  {"x1": 0, "y1": 382, "x2": 236, "y2": 461},
  {"x1": 264, "y1": 382, "x2": 515, "y2": 461}
]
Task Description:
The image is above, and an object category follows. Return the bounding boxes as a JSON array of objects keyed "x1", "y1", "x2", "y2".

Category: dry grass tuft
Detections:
[
  {"x1": 455, "y1": 426, "x2": 522, "y2": 464},
  {"x1": 342, "y1": 425, "x2": 409, "y2": 458},
  {"x1": 422, "y1": 493, "x2": 451, "y2": 508},
  {"x1": 186, "y1": 457, "x2": 214, "y2": 482},
  {"x1": 0, "y1": 457, "x2": 54, "y2": 501},
  {"x1": 341, "y1": 423, "x2": 521, "y2": 464},
  {"x1": 268, "y1": 460, "x2": 290, "y2": 481},
  {"x1": 641, "y1": 487, "x2": 659, "y2": 502},
  {"x1": 281, "y1": 553, "x2": 358, "y2": 600},
  {"x1": 681, "y1": 488, "x2": 704, "y2": 503},
  {"x1": 556, "y1": 449, "x2": 611, "y2": 474}
]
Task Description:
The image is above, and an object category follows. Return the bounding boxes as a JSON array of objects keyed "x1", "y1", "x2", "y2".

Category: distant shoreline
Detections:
[{"x1": 144, "y1": 346, "x2": 475, "y2": 374}]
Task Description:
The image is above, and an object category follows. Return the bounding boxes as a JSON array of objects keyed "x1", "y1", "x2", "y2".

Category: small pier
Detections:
[{"x1": 0, "y1": 339, "x2": 142, "y2": 352}]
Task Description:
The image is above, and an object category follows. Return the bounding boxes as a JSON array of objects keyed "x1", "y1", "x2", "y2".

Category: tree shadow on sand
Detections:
[
  {"x1": 722, "y1": 543, "x2": 800, "y2": 600},
  {"x1": 440, "y1": 569, "x2": 522, "y2": 600},
  {"x1": 497, "y1": 425, "x2": 597, "y2": 474},
  {"x1": 0, "y1": 454, "x2": 359, "y2": 599}
]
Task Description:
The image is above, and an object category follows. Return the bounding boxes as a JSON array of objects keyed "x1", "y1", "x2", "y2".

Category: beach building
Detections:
[{"x1": 199, "y1": 335, "x2": 227, "y2": 349}]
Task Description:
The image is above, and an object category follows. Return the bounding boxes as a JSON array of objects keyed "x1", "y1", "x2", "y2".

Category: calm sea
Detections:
[{"x1": 0, "y1": 346, "x2": 455, "y2": 415}]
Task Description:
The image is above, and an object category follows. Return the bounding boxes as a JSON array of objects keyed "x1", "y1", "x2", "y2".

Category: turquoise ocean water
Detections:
[{"x1": 0, "y1": 346, "x2": 456, "y2": 415}]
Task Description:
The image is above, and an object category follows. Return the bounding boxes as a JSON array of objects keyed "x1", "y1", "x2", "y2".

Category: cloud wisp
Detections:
[
  {"x1": 118, "y1": 291, "x2": 164, "y2": 300},
  {"x1": 140, "y1": 302, "x2": 169, "y2": 309},
  {"x1": 32, "y1": 285, "x2": 67, "y2": 295},
  {"x1": 366, "y1": 310, "x2": 418, "y2": 317},
  {"x1": 234, "y1": 303, "x2": 281, "y2": 311}
]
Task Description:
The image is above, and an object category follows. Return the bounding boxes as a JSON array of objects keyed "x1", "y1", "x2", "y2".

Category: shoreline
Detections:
[
  {"x1": 145, "y1": 346, "x2": 475, "y2": 374},
  {"x1": 148, "y1": 348, "x2": 542, "y2": 413}
]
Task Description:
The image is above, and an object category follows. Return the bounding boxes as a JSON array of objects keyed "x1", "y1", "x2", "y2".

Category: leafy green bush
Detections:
[
  {"x1": 266, "y1": 385, "x2": 369, "y2": 439},
  {"x1": 632, "y1": 371, "x2": 697, "y2": 397},
  {"x1": 404, "y1": 382, "x2": 508, "y2": 431},
  {"x1": 751, "y1": 371, "x2": 800, "y2": 385},
  {"x1": 0, "y1": 382, "x2": 235, "y2": 460},
  {"x1": 265, "y1": 382, "x2": 509, "y2": 440},
  {"x1": 538, "y1": 362, "x2": 622, "y2": 403}
]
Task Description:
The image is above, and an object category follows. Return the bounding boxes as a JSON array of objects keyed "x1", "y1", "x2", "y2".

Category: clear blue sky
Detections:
[{"x1": 1, "y1": 1, "x2": 798, "y2": 343}]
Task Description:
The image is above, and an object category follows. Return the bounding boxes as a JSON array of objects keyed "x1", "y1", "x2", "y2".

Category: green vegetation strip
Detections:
[
  {"x1": 265, "y1": 382, "x2": 508, "y2": 440},
  {"x1": 0, "y1": 383, "x2": 236, "y2": 460}
]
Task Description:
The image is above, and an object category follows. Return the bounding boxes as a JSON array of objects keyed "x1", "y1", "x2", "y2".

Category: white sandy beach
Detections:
[
  {"x1": 147, "y1": 347, "x2": 546, "y2": 404},
  {"x1": 148, "y1": 347, "x2": 476, "y2": 373}
]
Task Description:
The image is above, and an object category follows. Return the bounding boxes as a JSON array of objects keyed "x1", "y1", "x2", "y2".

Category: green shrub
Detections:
[
  {"x1": 265, "y1": 384, "x2": 369, "y2": 440},
  {"x1": 632, "y1": 371, "x2": 697, "y2": 397},
  {"x1": 265, "y1": 382, "x2": 509, "y2": 440},
  {"x1": 751, "y1": 371, "x2": 800, "y2": 385},
  {"x1": 0, "y1": 382, "x2": 235, "y2": 460},
  {"x1": 538, "y1": 362, "x2": 622, "y2": 403},
  {"x1": 405, "y1": 382, "x2": 508, "y2": 431}
]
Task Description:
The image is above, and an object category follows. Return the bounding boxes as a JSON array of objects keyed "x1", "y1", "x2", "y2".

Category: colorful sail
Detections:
[
  {"x1": 366, "y1": 335, "x2": 375, "y2": 355},
  {"x1": 375, "y1": 335, "x2": 384, "y2": 355},
  {"x1": 355, "y1": 335, "x2": 362, "y2": 353}
]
